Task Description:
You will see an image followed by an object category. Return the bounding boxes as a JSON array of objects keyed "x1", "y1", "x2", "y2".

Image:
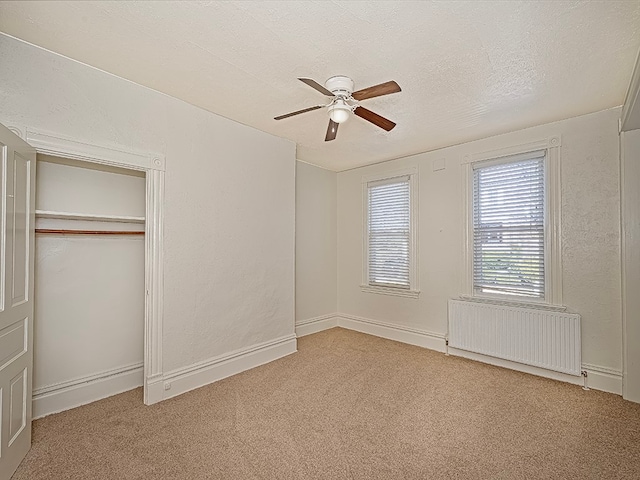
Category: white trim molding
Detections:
[
  {"x1": 290, "y1": 311, "x2": 622, "y2": 396},
  {"x1": 24, "y1": 128, "x2": 165, "y2": 171},
  {"x1": 144, "y1": 169, "x2": 165, "y2": 405},
  {"x1": 296, "y1": 314, "x2": 338, "y2": 337},
  {"x1": 461, "y1": 136, "x2": 561, "y2": 165},
  {"x1": 359, "y1": 284, "x2": 420, "y2": 299},
  {"x1": 295, "y1": 313, "x2": 446, "y2": 353},
  {"x1": 32, "y1": 363, "x2": 143, "y2": 419},
  {"x1": 11, "y1": 126, "x2": 166, "y2": 406},
  {"x1": 449, "y1": 348, "x2": 622, "y2": 395},
  {"x1": 457, "y1": 295, "x2": 566, "y2": 312},
  {"x1": 581, "y1": 363, "x2": 623, "y2": 395},
  {"x1": 337, "y1": 314, "x2": 446, "y2": 353},
  {"x1": 461, "y1": 135, "x2": 562, "y2": 306},
  {"x1": 161, "y1": 334, "x2": 297, "y2": 400},
  {"x1": 361, "y1": 166, "x2": 420, "y2": 298}
]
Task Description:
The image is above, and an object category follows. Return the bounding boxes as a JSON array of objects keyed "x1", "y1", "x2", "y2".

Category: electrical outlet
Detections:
[{"x1": 164, "y1": 382, "x2": 171, "y2": 391}]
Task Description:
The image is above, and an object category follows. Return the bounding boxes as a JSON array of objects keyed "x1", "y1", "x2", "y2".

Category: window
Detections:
[
  {"x1": 369, "y1": 177, "x2": 410, "y2": 287},
  {"x1": 472, "y1": 150, "x2": 546, "y2": 300},
  {"x1": 362, "y1": 168, "x2": 418, "y2": 298}
]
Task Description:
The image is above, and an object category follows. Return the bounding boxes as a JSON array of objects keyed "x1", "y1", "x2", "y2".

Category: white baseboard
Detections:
[
  {"x1": 161, "y1": 334, "x2": 297, "y2": 400},
  {"x1": 298, "y1": 311, "x2": 622, "y2": 396},
  {"x1": 33, "y1": 316, "x2": 623, "y2": 416},
  {"x1": 449, "y1": 347, "x2": 584, "y2": 386},
  {"x1": 582, "y1": 363, "x2": 623, "y2": 395},
  {"x1": 33, "y1": 363, "x2": 144, "y2": 419},
  {"x1": 295, "y1": 314, "x2": 338, "y2": 337},
  {"x1": 449, "y1": 348, "x2": 623, "y2": 394},
  {"x1": 337, "y1": 314, "x2": 447, "y2": 353},
  {"x1": 296, "y1": 313, "x2": 446, "y2": 353},
  {"x1": 144, "y1": 373, "x2": 164, "y2": 406}
]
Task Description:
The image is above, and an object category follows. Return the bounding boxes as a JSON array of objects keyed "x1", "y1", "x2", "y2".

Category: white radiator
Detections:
[{"x1": 448, "y1": 299, "x2": 581, "y2": 376}]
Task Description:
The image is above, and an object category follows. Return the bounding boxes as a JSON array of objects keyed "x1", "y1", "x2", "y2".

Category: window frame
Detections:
[
  {"x1": 361, "y1": 166, "x2": 419, "y2": 298},
  {"x1": 463, "y1": 137, "x2": 563, "y2": 308}
]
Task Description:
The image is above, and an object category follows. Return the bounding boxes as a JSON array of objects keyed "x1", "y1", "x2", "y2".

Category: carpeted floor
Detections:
[{"x1": 13, "y1": 327, "x2": 640, "y2": 479}]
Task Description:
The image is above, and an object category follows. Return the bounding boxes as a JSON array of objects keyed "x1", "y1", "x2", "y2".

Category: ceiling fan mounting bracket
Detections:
[{"x1": 325, "y1": 75, "x2": 354, "y2": 97}]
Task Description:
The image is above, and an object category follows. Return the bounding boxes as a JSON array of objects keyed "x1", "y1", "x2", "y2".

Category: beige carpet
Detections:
[{"x1": 13, "y1": 328, "x2": 640, "y2": 479}]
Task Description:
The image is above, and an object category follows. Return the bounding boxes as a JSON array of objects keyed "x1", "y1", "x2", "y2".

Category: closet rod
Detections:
[{"x1": 35, "y1": 229, "x2": 145, "y2": 235}]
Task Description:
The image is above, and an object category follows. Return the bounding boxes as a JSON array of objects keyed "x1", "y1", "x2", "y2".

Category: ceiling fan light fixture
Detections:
[{"x1": 328, "y1": 99, "x2": 351, "y2": 124}]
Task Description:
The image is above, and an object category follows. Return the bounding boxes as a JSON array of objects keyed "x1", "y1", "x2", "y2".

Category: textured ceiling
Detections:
[{"x1": 1, "y1": 1, "x2": 639, "y2": 171}]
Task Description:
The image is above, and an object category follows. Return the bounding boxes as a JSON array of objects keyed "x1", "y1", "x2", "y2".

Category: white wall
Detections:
[
  {"x1": 338, "y1": 108, "x2": 623, "y2": 376},
  {"x1": 295, "y1": 161, "x2": 337, "y2": 322},
  {"x1": 33, "y1": 156, "x2": 145, "y2": 416},
  {"x1": 621, "y1": 129, "x2": 640, "y2": 402},
  {"x1": 0, "y1": 35, "x2": 295, "y2": 380}
]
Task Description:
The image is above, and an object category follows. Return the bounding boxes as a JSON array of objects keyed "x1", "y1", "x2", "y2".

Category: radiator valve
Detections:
[{"x1": 581, "y1": 370, "x2": 589, "y2": 391}]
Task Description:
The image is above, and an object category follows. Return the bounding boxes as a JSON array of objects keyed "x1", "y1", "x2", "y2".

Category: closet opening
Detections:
[{"x1": 32, "y1": 154, "x2": 146, "y2": 418}]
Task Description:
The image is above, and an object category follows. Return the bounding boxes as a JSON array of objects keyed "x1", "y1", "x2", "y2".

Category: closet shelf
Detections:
[{"x1": 35, "y1": 210, "x2": 145, "y2": 224}]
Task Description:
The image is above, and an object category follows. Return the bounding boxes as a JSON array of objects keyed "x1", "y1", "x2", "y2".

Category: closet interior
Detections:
[{"x1": 33, "y1": 155, "x2": 146, "y2": 418}]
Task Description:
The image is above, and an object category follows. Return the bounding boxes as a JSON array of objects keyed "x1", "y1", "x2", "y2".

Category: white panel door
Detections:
[{"x1": 0, "y1": 124, "x2": 36, "y2": 480}]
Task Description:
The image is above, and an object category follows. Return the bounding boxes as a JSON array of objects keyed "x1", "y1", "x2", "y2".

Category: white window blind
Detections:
[
  {"x1": 368, "y1": 176, "x2": 410, "y2": 288},
  {"x1": 473, "y1": 151, "x2": 546, "y2": 299}
]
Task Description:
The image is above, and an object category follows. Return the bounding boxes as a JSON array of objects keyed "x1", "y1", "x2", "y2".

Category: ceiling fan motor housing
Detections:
[{"x1": 325, "y1": 75, "x2": 354, "y2": 96}]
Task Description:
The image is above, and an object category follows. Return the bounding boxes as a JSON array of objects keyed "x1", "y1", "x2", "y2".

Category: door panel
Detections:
[
  {"x1": 0, "y1": 143, "x2": 5, "y2": 315},
  {"x1": 0, "y1": 124, "x2": 36, "y2": 480},
  {"x1": 8, "y1": 368, "x2": 26, "y2": 446},
  {"x1": 11, "y1": 152, "x2": 30, "y2": 307},
  {"x1": 0, "y1": 319, "x2": 26, "y2": 370}
]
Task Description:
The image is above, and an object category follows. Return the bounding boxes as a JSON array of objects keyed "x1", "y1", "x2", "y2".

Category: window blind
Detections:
[
  {"x1": 368, "y1": 176, "x2": 410, "y2": 288},
  {"x1": 473, "y1": 152, "x2": 545, "y2": 298}
]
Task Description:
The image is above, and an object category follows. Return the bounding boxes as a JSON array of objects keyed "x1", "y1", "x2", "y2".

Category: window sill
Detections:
[
  {"x1": 360, "y1": 285, "x2": 420, "y2": 299},
  {"x1": 458, "y1": 295, "x2": 566, "y2": 312}
]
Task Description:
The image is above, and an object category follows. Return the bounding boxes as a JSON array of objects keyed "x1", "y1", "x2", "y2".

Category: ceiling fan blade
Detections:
[
  {"x1": 298, "y1": 77, "x2": 335, "y2": 97},
  {"x1": 352, "y1": 80, "x2": 401, "y2": 101},
  {"x1": 325, "y1": 120, "x2": 339, "y2": 141},
  {"x1": 274, "y1": 105, "x2": 323, "y2": 120},
  {"x1": 354, "y1": 106, "x2": 396, "y2": 131}
]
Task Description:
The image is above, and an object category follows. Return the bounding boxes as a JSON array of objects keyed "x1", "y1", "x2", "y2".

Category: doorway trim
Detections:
[{"x1": 9, "y1": 126, "x2": 165, "y2": 405}]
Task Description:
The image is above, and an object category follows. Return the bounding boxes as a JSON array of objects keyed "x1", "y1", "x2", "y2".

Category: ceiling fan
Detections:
[{"x1": 274, "y1": 76, "x2": 401, "y2": 141}]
